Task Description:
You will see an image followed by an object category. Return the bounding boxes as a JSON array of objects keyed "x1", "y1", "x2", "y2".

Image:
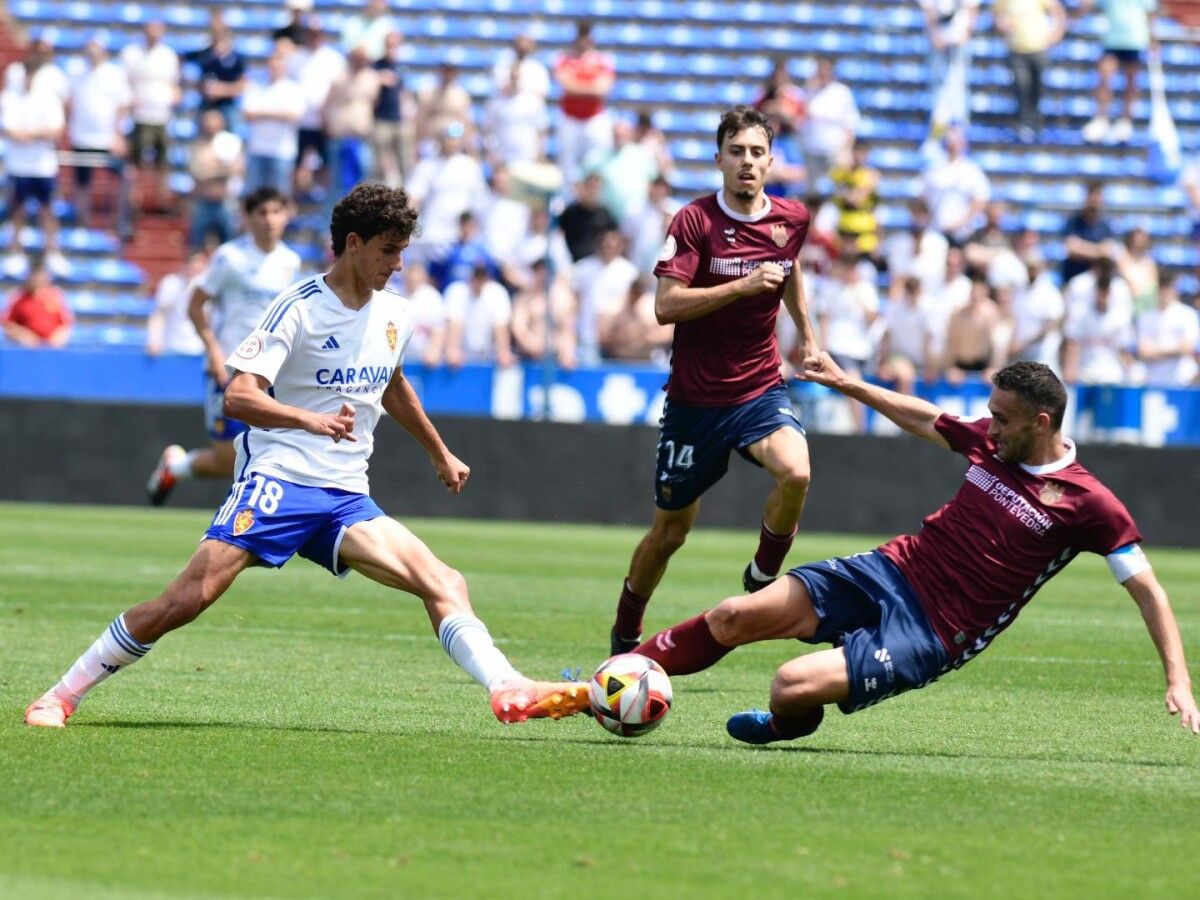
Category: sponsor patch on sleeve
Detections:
[
  {"x1": 658, "y1": 234, "x2": 678, "y2": 262},
  {"x1": 235, "y1": 335, "x2": 263, "y2": 359}
]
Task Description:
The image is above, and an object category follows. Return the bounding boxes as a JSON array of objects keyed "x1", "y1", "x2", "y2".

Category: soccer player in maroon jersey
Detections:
[
  {"x1": 632, "y1": 355, "x2": 1200, "y2": 744},
  {"x1": 608, "y1": 105, "x2": 820, "y2": 656}
]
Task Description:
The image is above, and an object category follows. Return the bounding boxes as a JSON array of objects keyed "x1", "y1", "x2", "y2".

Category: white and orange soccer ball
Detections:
[{"x1": 588, "y1": 653, "x2": 673, "y2": 737}]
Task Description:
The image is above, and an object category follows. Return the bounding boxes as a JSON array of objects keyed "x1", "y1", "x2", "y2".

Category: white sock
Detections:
[
  {"x1": 749, "y1": 560, "x2": 773, "y2": 582},
  {"x1": 54, "y1": 614, "x2": 155, "y2": 705},
  {"x1": 437, "y1": 613, "x2": 521, "y2": 692},
  {"x1": 168, "y1": 450, "x2": 199, "y2": 480}
]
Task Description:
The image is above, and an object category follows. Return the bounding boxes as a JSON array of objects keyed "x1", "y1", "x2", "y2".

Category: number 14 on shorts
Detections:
[{"x1": 659, "y1": 440, "x2": 694, "y2": 470}]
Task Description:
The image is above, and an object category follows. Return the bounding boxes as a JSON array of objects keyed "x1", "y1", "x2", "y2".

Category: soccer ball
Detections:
[{"x1": 588, "y1": 654, "x2": 672, "y2": 737}]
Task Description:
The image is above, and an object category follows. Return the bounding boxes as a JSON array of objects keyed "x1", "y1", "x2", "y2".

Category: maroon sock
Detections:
[
  {"x1": 753, "y1": 521, "x2": 797, "y2": 578},
  {"x1": 613, "y1": 580, "x2": 649, "y2": 641},
  {"x1": 769, "y1": 706, "x2": 825, "y2": 739},
  {"x1": 633, "y1": 613, "x2": 733, "y2": 675}
]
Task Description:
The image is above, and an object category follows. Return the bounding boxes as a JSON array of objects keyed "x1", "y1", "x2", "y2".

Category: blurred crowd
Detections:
[{"x1": 3, "y1": 0, "x2": 1200, "y2": 421}]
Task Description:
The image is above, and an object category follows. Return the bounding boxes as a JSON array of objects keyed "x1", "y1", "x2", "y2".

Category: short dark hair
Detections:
[
  {"x1": 992, "y1": 361, "x2": 1067, "y2": 429},
  {"x1": 329, "y1": 182, "x2": 420, "y2": 256},
  {"x1": 716, "y1": 105, "x2": 774, "y2": 151},
  {"x1": 243, "y1": 186, "x2": 288, "y2": 214}
]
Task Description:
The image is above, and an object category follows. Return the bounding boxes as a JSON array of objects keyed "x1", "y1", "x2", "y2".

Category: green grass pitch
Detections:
[{"x1": 2, "y1": 502, "x2": 1198, "y2": 899}]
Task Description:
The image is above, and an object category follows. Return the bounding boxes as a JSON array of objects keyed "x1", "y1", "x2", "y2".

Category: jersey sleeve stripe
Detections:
[
  {"x1": 264, "y1": 285, "x2": 320, "y2": 333},
  {"x1": 259, "y1": 280, "x2": 318, "y2": 332}
]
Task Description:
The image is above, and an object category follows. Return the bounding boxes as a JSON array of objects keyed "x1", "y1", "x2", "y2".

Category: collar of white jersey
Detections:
[
  {"x1": 716, "y1": 190, "x2": 772, "y2": 223},
  {"x1": 1019, "y1": 438, "x2": 1076, "y2": 475}
]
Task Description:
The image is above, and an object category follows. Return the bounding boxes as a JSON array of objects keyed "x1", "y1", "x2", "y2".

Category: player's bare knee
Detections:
[
  {"x1": 428, "y1": 565, "x2": 470, "y2": 610},
  {"x1": 652, "y1": 521, "x2": 690, "y2": 556},
  {"x1": 706, "y1": 596, "x2": 753, "y2": 645},
  {"x1": 775, "y1": 464, "x2": 810, "y2": 496}
]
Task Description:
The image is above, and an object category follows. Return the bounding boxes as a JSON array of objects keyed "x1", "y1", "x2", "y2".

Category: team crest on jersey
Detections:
[
  {"x1": 235, "y1": 335, "x2": 263, "y2": 359},
  {"x1": 386, "y1": 320, "x2": 398, "y2": 352},
  {"x1": 1038, "y1": 481, "x2": 1065, "y2": 505},
  {"x1": 233, "y1": 509, "x2": 255, "y2": 536},
  {"x1": 770, "y1": 224, "x2": 788, "y2": 248}
]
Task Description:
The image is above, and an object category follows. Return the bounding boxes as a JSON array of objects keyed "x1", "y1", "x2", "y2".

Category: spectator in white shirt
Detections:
[
  {"x1": 1063, "y1": 259, "x2": 1135, "y2": 384},
  {"x1": 478, "y1": 166, "x2": 532, "y2": 288},
  {"x1": 4, "y1": 33, "x2": 68, "y2": 103},
  {"x1": 570, "y1": 229, "x2": 639, "y2": 366},
  {"x1": 878, "y1": 275, "x2": 934, "y2": 395},
  {"x1": 2, "y1": 65, "x2": 68, "y2": 274},
  {"x1": 1008, "y1": 250, "x2": 1065, "y2": 373},
  {"x1": 801, "y1": 57, "x2": 859, "y2": 188},
  {"x1": 399, "y1": 262, "x2": 447, "y2": 367},
  {"x1": 623, "y1": 175, "x2": 683, "y2": 275},
  {"x1": 922, "y1": 124, "x2": 990, "y2": 246},
  {"x1": 121, "y1": 21, "x2": 180, "y2": 211},
  {"x1": 1136, "y1": 275, "x2": 1200, "y2": 386},
  {"x1": 492, "y1": 32, "x2": 550, "y2": 100},
  {"x1": 483, "y1": 67, "x2": 549, "y2": 166},
  {"x1": 65, "y1": 36, "x2": 132, "y2": 233},
  {"x1": 923, "y1": 244, "x2": 971, "y2": 361},
  {"x1": 920, "y1": 0, "x2": 979, "y2": 134},
  {"x1": 406, "y1": 129, "x2": 487, "y2": 265},
  {"x1": 444, "y1": 264, "x2": 515, "y2": 367},
  {"x1": 340, "y1": 0, "x2": 395, "y2": 62},
  {"x1": 243, "y1": 53, "x2": 305, "y2": 197},
  {"x1": 883, "y1": 197, "x2": 949, "y2": 297},
  {"x1": 288, "y1": 18, "x2": 347, "y2": 198},
  {"x1": 146, "y1": 250, "x2": 207, "y2": 356}
]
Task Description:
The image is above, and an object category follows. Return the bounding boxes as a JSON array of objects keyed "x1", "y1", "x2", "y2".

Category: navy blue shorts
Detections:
[
  {"x1": 11, "y1": 175, "x2": 55, "y2": 207},
  {"x1": 1104, "y1": 47, "x2": 1143, "y2": 65},
  {"x1": 204, "y1": 374, "x2": 249, "y2": 442},
  {"x1": 654, "y1": 383, "x2": 804, "y2": 510},
  {"x1": 789, "y1": 550, "x2": 950, "y2": 714},
  {"x1": 204, "y1": 473, "x2": 385, "y2": 576}
]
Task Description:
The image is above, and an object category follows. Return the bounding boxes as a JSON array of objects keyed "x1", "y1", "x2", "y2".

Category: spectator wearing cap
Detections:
[
  {"x1": 492, "y1": 32, "x2": 550, "y2": 101},
  {"x1": 406, "y1": 127, "x2": 487, "y2": 266},
  {"x1": 121, "y1": 21, "x2": 181, "y2": 213},
  {"x1": 416, "y1": 62, "x2": 474, "y2": 151},
  {"x1": 2, "y1": 64, "x2": 68, "y2": 275},
  {"x1": 65, "y1": 35, "x2": 132, "y2": 234},
  {"x1": 921, "y1": 124, "x2": 990, "y2": 247},
  {"x1": 2, "y1": 257, "x2": 72, "y2": 347},
  {"x1": 187, "y1": 108, "x2": 243, "y2": 250},
  {"x1": 341, "y1": 0, "x2": 396, "y2": 62},
  {"x1": 553, "y1": 21, "x2": 616, "y2": 188},
  {"x1": 372, "y1": 31, "x2": 413, "y2": 187},
  {"x1": 444, "y1": 263, "x2": 515, "y2": 367},
  {"x1": 243, "y1": 52, "x2": 304, "y2": 198},
  {"x1": 288, "y1": 15, "x2": 347, "y2": 198}
]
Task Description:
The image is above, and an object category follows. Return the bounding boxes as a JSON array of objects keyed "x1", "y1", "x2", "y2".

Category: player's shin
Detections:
[
  {"x1": 54, "y1": 614, "x2": 156, "y2": 706},
  {"x1": 632, "y1": 612, "x2": 733, "y2": 675},
  {"x1": 437, "y1": 613, "x2": 520, "y2": 692}
]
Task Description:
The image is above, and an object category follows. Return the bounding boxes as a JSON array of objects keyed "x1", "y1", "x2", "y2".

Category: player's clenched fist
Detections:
[
  {"x1": 739, "y1": 261, "x2": 786, "y2": 296},
  {"x1": 306, "y1": 402, "x2": 358, "y2": 442}
]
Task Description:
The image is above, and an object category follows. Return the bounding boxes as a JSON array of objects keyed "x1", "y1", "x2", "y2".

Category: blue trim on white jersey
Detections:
[
  {"x1": 238, "y1": 430, "x2": 253, "y2": 481},
  {"x1": 260, "y1": 279, "x2": 316, "y2": 327},
  {"x1": 262, "y1": 280, "x2": 320, "y2": 333}
]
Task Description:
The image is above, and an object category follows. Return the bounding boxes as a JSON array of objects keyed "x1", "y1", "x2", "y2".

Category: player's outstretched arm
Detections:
[
  {"x1": 1123, "y1": 568, "x2": 1200, "y2": 734},
  {"x1": 799, "y1": 352, "x2": 950, "y2": 448},
  {"x1": 224, "y1": 372, "x2": 357, "y2": 442},
  {"x1": 382, "y1": 370, "x2": 469, "y2": 493},
  {"x1": 654, "y1": 267, "x2": 782, "y2": 325}
]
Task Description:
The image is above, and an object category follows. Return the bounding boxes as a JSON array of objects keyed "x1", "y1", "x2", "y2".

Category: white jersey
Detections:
[
  {"x1": 200, "y1": 235, "x2": 304, "y2": 355},
  {"x1": 225, "y1": 275, "x2": 414, "y2": 495}
]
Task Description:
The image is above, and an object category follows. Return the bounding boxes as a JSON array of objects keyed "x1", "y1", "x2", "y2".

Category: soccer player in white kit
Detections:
[
  {"x1": 27, "y1": 183, "x2": 590, "y2": 728},
  {"x1": 147, "y1": 187, "x2": 303, "y2": 505}
]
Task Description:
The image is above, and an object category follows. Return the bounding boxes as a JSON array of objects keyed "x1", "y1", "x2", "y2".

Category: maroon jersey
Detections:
[
  {"x1": 654, "y1": 192, "x2": 810, "y2": 406},
  {"x1": 880, "y1": 416, "x2": 1142, "y2": 663}
]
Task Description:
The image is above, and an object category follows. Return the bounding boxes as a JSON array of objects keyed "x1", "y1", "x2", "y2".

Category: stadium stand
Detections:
[{"x1": 1, "y1": 0, "x2": 1199, "y2": 347}]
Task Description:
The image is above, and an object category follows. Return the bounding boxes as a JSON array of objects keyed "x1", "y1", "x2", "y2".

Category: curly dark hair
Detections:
[
  {"x1": 716, "y1": 105, "x2": 774, "y2": 151},
  {"x1": 329, "y1": 182, "x2": 420, "y2": 256},
  {"x1": 992, "y1": 361, "x2": 1067, "y2": 429}
]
